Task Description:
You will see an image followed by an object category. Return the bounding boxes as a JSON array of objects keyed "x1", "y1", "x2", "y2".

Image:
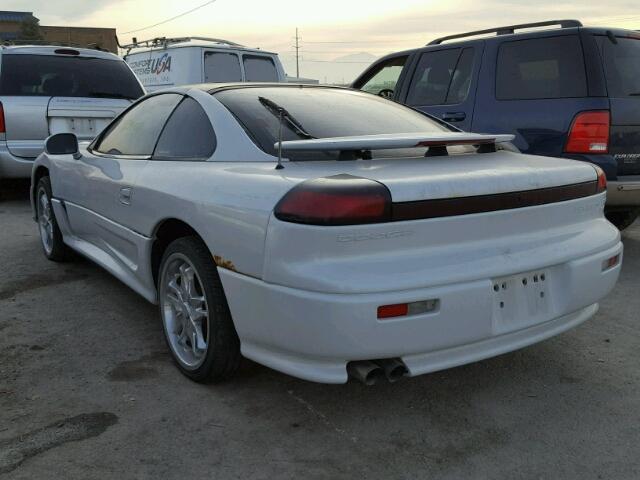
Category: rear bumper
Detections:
[
  {"x1": 0, "y1": 143, "x2": 34, "y2": 179},
  {"x1": 606, "y1": 176, "x2": 640, "y2": 207},
  {"x1": 219, "y1": 241, "x2": 623, "y2": 383}
]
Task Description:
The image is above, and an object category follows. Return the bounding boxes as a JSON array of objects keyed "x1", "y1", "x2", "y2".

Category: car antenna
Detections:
[{"x1": 276, "y1": 108, "x2": 285, "y2": 170}]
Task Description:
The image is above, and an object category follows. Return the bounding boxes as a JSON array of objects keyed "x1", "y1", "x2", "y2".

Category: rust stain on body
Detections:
[{"x1": 213, "y1": 255, "x2": 237, "y2": 272}]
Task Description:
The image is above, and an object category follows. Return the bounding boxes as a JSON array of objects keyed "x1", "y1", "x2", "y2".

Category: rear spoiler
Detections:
[{"x1": 276, "y1": 132, "x2": 516, "y2": 152}]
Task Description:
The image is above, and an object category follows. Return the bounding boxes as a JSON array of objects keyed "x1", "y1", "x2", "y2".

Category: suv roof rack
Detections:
[
  {"x1": 428, "y1": 19, "x2": 583, "y2": 45},
  {"x1": 119, "y1": 36, "x2": 245, "y2": 54}
]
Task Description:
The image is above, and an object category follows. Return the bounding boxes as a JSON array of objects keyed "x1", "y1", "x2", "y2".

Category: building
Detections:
[
  {"x1": 0, "y1": 11, "x2": 38, "y2": 42},
  {"x1": 40, "y1": 26, "x2": 117, "y2": 53},
  {"x1": 0, "y1": 10, "x2": 117, "y2": 53}
]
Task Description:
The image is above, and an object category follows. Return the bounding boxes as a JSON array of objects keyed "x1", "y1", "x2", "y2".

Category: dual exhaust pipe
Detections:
[{"x1": 347, "y1": 358, "x2": 408, "y2": 385}]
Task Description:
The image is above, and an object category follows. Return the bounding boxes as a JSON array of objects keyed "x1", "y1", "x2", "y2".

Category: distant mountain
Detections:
[{"x1": 281, "y1": 52, "x2": 379, "y2": 85}]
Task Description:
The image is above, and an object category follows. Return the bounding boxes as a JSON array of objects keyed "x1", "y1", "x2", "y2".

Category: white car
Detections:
[{"x1": 31, "y1": 84, "x2": 623, "y2": 385}]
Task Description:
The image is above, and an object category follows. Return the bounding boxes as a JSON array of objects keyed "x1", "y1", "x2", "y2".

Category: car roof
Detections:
[
  {"x1": 0, "y1": 44, "x2": 121, "y2": 60},
  {"x1": 125, "y1": 39, "x2": 277, "y2": 57}
]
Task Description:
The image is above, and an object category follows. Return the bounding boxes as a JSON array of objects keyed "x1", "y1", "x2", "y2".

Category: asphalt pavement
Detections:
[{"x1": 1, "y1": 180, "x2": 638, "y2": 479}]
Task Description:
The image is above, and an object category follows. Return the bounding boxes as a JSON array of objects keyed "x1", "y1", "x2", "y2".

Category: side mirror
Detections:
[{"x1": 45, "y1": 133, "x2": 80, "y2": 158}]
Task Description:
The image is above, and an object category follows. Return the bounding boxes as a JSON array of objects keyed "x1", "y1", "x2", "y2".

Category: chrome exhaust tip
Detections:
[{"x1": 347, "y1": 360, "x2": 385, "y2": 386}]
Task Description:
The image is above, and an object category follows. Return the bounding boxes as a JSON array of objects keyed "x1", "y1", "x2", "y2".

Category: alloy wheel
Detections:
[
  {"x1": 37, "y1": 188, "x2": 54, "y2": 256},
  {"x1": 160, "y1": 254, "x2": 210, "y2": 369}
]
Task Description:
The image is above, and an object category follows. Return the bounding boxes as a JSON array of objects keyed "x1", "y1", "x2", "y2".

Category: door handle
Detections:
[
  {"x1": 119, "y1": 187, "x2": 132, "y2": 206},
  {"x1": 441, "y1": 112, "x2": 466, "y2": 122}
]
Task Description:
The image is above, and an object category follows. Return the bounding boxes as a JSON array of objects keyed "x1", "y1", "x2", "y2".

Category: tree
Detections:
[{"x1": 18, "y1": 16, "x2": 43, "y2": 41}]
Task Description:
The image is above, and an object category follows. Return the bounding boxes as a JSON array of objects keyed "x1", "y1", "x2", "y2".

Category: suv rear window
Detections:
[
  {"x1": 596, "y1": 36, "x2": 640, "y2": 98},
  {"x1": 496, "y1": 36, "x2": 588, "y2": 100},
  {"x1": 214, "y1": 87, "x2": 449, "y2": 160},
  {"x1": 0, "y1": 54, "x2": 143, "y2": 99}
]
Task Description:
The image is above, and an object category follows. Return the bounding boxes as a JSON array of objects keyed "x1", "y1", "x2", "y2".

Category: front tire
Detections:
[
  {"x1": 158, "y1": 237, "x2": 240, "y2": 383},
  {"x1": 36, "y1": 176, "x2": 69, "y2": 262},
  {"x1": 606, "y1": 208, "x2": 640, "y2": 231}
]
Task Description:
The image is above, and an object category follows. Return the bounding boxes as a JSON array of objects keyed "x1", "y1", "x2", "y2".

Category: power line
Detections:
[{"x1": 121, "y1": 0, "x2": 218, "y2": 35}]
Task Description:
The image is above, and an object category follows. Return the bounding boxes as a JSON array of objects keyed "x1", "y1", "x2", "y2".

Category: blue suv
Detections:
[{"x1": 352, "y1": 20, "x2": 640, "y2": 229}]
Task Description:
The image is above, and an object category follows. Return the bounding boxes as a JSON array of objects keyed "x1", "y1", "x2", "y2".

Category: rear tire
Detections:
[
  {"x1": 36, "y1": 176, "x2": 69, "y2": 262},
  {"x1": 605, "y1": 209, "x2": 640, "y2": 231},
  {"x1": 158, "y1": 236, "x2": 240, "y2": 383}
]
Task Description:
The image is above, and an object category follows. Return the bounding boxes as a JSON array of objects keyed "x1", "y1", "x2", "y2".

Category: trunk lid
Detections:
[
  {"x1": 47, "y1": 97, "x2": 131, "y2": 141},
  {"x1": 265, "y1": 151, "x2": 609, "y2": 294},
  {"x1": 288, "y1": 150, "x2": 598, "y2": 203}
]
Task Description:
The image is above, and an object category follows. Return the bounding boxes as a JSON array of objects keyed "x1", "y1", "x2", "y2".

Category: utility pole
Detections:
[{"x1": 293, "y1": 27, "x2": 300, "y2": 78}]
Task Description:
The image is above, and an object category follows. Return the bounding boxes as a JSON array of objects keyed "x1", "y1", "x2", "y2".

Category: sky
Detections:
[{"x1": 4, "y1": 0, "x2": 640, "y2": 82}]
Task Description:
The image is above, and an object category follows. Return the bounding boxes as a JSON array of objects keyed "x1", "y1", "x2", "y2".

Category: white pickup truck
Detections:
[{"x1": 123, "y1": 37, "x2": 287, "y2": 91}]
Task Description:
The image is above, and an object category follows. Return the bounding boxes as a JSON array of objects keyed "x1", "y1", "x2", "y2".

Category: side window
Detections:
[
  {"x1": 94, "y1": 93, "x2": 182, "y2": 156},
  {"x1": 243, "y1": 55, "x2": 279, "y2": 82},
  {"x1": 406, "y1": 49, "x2": 461, "y2": 106},
  {"x1": 154, "y1": 97, "x2": 216, "y2": 160},
  {"x1": 446, "y1": 48, "x2": 475, "y2": 104},
  {"x1": 496, "y1": 36, "x2": 587, "y2": 100},
  {"x1": 358, "y1": 56, "x2": 408, "y2": 96},
  {"x1": 596, "y1": 36, "x2": 640, "y2": 98},
  {"x1": 204, "y1": 52, "x2": 242, "y2": 82}
]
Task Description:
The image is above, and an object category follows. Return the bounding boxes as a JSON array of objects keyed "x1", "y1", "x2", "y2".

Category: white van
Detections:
[{"x1": 123, "y1": 37, "x2": 287, "y2": 91}]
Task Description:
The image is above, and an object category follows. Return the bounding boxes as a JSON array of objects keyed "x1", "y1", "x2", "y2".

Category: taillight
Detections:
[
  {"x1": 565, "y1": 111, "x2": 610, "y2": 154},
  {"x1": 0, "y1": 102, "x2": 5, "y2": 133},
  {"x1": 274, "y1": 175, "x2": 391, "y2": 226},
  {"x1": 377, "y1": 299, "x2": 439, "y2": 319},
  {"x1": 594, "y1": 166, "x2": 607, "y2": 193}
]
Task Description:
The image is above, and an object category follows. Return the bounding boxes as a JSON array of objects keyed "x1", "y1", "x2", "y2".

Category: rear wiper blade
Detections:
[
  {"x1": 258, "y1": 96, "x2": 315, "y2": 139},
  {"x1": 629, "y1": 92, "x2": 640, "y2": 96},
  {"x1": 88, "y1": 91, "x2": 136, "y2": 100}
]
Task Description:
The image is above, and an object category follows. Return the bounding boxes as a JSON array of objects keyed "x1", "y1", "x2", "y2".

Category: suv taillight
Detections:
[
  {"x1": 565, "y1": 111, "x2": 610, "y2": 154},
  {"x1": 274, "y1": 175, "x2": 392, "y2": 226},
  {"x1": 0, "y1": 102, "x2": 5, "y2": 133}
]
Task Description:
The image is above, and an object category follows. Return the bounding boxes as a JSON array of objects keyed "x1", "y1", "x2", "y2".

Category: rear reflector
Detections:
[
  {"x1": 275, "y1": 175, "x2": 391, "y2": 226},
  {"x1": 565, "y1": 111, "x2": 610, "y2": 154},
  {"x1": 0, "y1": 102, "x2": 5, "y2": 133},
  {"x1": 378, "y1": 299, "x2": 439, "y2": 319},
  {"x1": 602, "y1": 254, "x2": 620, "y2": 271},
  {"x1": 377, "y1": 303, "x2": 408, "y2": 319}
]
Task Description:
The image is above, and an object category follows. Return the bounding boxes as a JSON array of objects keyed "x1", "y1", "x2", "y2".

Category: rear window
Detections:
[
  {"x1": 0, "y1": 54, "x2": 143, "y2": 99},
  {"x1": 243, "y1": 55, "x2": 279, "y2": 82},
  {"x1": 496, "y1": 36, "x2": 588, "y2": 100},
  {"x1": 596, "y1": 36, "x2": 640, "y2": 98},
  {"x1": 214, "y1": 87, "x2": 449, "y2": 160}
]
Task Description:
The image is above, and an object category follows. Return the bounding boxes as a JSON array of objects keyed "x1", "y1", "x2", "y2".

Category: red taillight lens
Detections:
[
  {"x1": 377, "y1": 303, "x2": 409, "y2": 319},
  {"x1": 0, "y1": 102, "x2": 5, "y2": 133},
  {"x1": 274, "y1": 175, "x2": 392, "y2": 226},
  {"x1": 565, "y1": 111, "x2": 610, "y2": 154},
  {"x1": 594, "y1": 166, "x2": 607, "y2": 193}
]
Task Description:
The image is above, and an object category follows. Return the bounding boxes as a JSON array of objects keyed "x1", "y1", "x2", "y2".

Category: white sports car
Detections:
[{"x1": 31, "y1": 84, "x2": 623, "y2": 385}]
